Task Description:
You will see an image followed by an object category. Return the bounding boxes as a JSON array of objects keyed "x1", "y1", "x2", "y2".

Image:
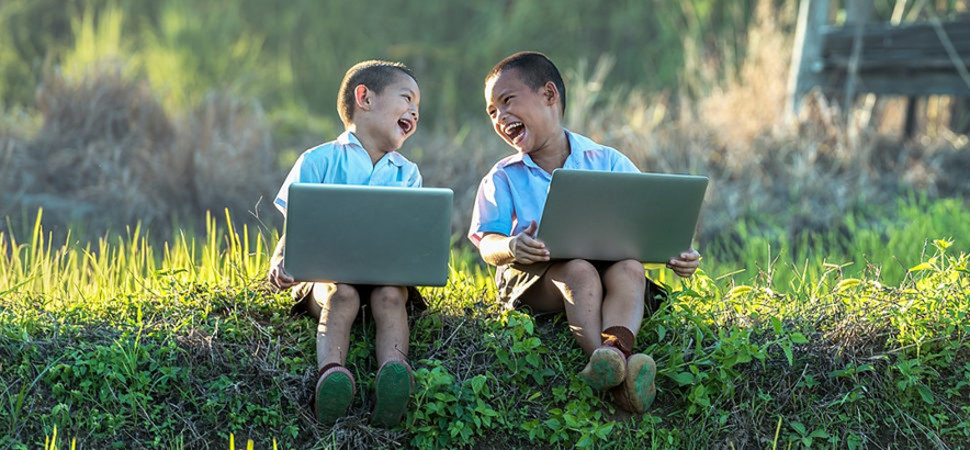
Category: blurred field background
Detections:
[
  {"x1": 2, "y1": 0, "x2": 967, "y2": 249},
  {"x1": 1, "y1": 0, "x2": 969, "y2": 448}
]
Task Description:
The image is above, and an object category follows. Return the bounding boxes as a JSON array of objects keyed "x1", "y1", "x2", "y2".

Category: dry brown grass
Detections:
[{"x1": 0, "y1": 63, "x2": 277, "y2": 236}]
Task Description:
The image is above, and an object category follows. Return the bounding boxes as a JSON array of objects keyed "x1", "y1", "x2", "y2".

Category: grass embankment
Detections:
[{"x1": 1, "y1": 202, "x2": 969, "y2": 448}]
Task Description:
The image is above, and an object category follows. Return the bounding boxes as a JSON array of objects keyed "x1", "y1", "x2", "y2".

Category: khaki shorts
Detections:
[
  {"x1": 290, "y1": 282, "x2": 427, "y2": 317},
  {"x1": 495, "y1": 260, "x2": 668, "y2": 313}
]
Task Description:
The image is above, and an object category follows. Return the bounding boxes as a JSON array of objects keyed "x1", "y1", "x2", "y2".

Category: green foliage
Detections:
[
  {"x1": 408, "y1": 362, "x2": 500, "y2": 448},
  {"x1": 705, "y1": 195, "x2": 970, "y2": 289},
  {"x1": 1, "y1": 200, "x2": 969, "y2": 447}
]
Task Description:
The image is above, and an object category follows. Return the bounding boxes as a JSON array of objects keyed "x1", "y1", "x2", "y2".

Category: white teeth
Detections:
[{"x1": 503, "y1": 122, "x2": 523, "y2": 136}]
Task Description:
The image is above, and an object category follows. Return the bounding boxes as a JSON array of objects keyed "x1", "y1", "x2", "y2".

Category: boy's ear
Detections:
[
  {"x1": 542, "y1": 81, "x2": 560, "y2": 107},
  {"x1": 354, "y1": 84, "x2": 372, "y2": 111}
]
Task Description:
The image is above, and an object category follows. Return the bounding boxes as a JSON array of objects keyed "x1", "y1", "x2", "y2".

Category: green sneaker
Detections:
[
  {"x1": 314, "y1": 365, "x2": 355, "y2": 425},
  {"x1": 579, "y1": 346, "x2": 626, "y2": 391},
  {"x1": 372, "y1": 360, "x2": 413, "y2": 428}
]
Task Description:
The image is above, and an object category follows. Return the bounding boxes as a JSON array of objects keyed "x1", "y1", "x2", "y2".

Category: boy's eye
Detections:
[{"x1": 504, "y1": 95, "x2": 513, "y2": 105}]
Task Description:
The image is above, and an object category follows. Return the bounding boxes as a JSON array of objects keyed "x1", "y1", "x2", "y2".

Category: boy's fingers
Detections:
[
  {"x1": 669, "y1": 258, "x2": 699, "y2": 268},
  {"x1": 518, "y1": 239, "x2": 547, "y2": 253},
  {"x1": 516, "y1": 245, "x2": 549, "y2": 260},
  {"x1": 523, "y1": 253, "x2": 550, "y2": 263},
  {"x1": 518, "y1": 233, "x2": 546, "y2": 249}
]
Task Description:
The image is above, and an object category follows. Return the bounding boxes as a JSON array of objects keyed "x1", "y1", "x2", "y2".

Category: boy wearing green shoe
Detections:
[
  {"x1": 468, "y1": 52, "x2": 701, "y2": 412},
  {"x1": 267, "y1": 60, "x2": 422, "y2": 427}
]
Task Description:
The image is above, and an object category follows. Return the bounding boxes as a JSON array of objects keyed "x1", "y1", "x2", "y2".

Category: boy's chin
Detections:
[
  {"x1": 511, "y1": 142, "x2": 533, "y2": 153},
  {"x1": 503, "y1": 138, "x2": 526, "y2": 152},
  {"x1": 390, "y1": 137, "x2": 407, "y2": 150}
]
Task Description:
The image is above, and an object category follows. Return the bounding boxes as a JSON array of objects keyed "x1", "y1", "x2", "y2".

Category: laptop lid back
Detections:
[
  {"x1": 536, "y1": 169, "x2": 708, "y2": 263},
  {"x1": 284, "y1": 183, "x2": 452, "y2": 286}
]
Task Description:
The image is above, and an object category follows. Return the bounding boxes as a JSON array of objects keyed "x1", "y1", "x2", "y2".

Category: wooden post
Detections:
[
  {"x1": 951, "y1": 98, "x2": 970, "y2": 135},
  {"x1": 786, "y1": 0, "x2": 830, "y2": 120},
  {"x1": 843, "y1": 0, "x2": 873, "y2": 113},
  {"x1": 904, "y1": 96, "x2": 919, "y2": 138}
]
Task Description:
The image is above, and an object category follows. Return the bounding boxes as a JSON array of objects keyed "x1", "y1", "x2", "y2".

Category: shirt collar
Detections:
[
  {"x1": 337, "y1": 131, "x2": 406, "y2": 167},
  {"x1": 564, "y1": 129, "x2": 599, "y2": 153},
  {"x1": 498, "y1": 129, "x2": 597, "y2": 169},
  {"x1": 336, "y1": 130, "x2": 361, "y2": 147},
  {"x1": 384, "y1": 151, "x2": 407, "y2": 167}
]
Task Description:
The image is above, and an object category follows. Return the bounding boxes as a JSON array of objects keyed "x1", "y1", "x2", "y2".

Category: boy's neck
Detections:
[
  {"x1": 527, "y1": 128, "x2": 570, "y2": 174},
  {"x1": 347, "y1": 126, "x2": 388, "y2": 165}
]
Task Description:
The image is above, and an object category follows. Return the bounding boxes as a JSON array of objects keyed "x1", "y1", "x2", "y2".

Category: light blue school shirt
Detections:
[
  {"x1": 274, "y1": 131, "x2": 422, "y2": 215},
  {"x1": 468, "y1": 130, "x2": 639, "y2": 246}
]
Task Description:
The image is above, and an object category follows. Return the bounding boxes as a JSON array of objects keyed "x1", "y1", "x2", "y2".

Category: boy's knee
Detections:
[
  {"x1": 555, "y1": 259, "x2": 599, "y2": 284},
  {"x1": 370, "y1": 286, "x2": 407, "y2": 310},
  {"x1": 608, "y1": 260, "x2": 646, "y2": 287},
  {"x1": 316, "y1": 283, "x2": 361, "y2": 310}
]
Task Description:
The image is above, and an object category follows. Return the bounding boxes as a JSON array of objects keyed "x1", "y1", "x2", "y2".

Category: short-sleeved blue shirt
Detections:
[
  {"x1": 468, "y1": 130, "x2": 639, "y2": 246},
  {"x1": 274, "y1": 131, "x2": 422, "y2": 216}
]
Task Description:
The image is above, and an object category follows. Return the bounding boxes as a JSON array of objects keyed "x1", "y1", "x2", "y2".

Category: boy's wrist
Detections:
[{"x1": 506, "y1": 236, "x2": 517, "y2": 260}]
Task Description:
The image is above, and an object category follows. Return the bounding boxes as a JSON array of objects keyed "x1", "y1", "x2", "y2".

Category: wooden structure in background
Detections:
[{"x1": 786, "y1": 0, "x2": 970, "y2": 134}]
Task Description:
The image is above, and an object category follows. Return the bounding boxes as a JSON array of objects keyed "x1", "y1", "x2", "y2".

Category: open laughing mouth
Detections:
[
  {"x1": 503, "y1": 122, "x2": 525, "y2": 144},
  {"x1": 398, "y1": 118, "x2": 414, "y2": 135}
]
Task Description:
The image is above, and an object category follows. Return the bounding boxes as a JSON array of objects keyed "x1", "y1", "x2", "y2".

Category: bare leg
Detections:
[
  {"x1": 601, "y1": 260, "x2": 646, "y2": 336},
  {"x1": 305, "y1": 283, "x2": 361, "y2": 370},
  {"x1": 519, "y1": 259, "x2": 603, "y2": 354},
  {"x1": 369, "y1": 286, "x2": 409, "y2": 365}
]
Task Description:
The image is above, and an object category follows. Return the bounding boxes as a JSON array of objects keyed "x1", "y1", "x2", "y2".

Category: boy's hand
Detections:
[
  {"x1": 667, "y1": 248, "x2": 700, "y2": 278},
  {"x1": 510, "y1": 221, "x2": 550, "y2": 264},
  {"x1": 267, "y1": 258, "x2": 297, "y2": 290}
]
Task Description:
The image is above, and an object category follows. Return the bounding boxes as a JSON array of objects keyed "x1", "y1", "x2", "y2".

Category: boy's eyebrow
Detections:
[{"x1": 486, "y1": 87, "x2": 512, "y2": 108}]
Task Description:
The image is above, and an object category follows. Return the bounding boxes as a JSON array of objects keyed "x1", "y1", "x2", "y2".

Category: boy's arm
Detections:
[
  {"x1": 267, "y1": 234, "x2": 297, "y2": 290},
  {"x1": 478, "y1": 221, "x2": 549, "y2": 266}
]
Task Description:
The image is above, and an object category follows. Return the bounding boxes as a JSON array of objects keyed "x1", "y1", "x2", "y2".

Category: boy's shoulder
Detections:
[
  {"x1": 296, "y1": 131, "x2": 365, "y2": 164},
  {"x1": 303, "y1": 131, "x2": 359, "y2": 157},
  {"x1": 567, "y1": 130, "x2": 618, "y2": 155},
  {"x1": 493, "y1": 152, "x2": 527, "y2": 170}
]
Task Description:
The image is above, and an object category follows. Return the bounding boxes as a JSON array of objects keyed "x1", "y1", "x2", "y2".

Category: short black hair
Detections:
[
  {"x1": 337, "y1": 60, "x2": 416, "y2": 127},
  {"x1": 486, "y1": 51, "x2": 566, "y2": 115}
]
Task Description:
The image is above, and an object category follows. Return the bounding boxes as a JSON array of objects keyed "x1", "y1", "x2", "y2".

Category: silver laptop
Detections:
[
  {"x1": 283, "y1": 183, "x2": 452, "y2": 286},
  {"x1": 536, "y1": 169, "x2": 708, "y2": 263}
]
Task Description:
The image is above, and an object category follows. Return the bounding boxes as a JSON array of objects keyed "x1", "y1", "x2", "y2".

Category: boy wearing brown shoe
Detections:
[
  {"x1": 468, "y1": 52, "x2": 701, "y2": 412},
  {"x1": 268, "y1": 60, "x2": 422, "y2": 427}
]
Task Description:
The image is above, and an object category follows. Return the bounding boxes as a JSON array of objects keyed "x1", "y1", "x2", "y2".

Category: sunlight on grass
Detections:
[{"x1": 3, "y1": 203, "x2": 969, "y2": 448}]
